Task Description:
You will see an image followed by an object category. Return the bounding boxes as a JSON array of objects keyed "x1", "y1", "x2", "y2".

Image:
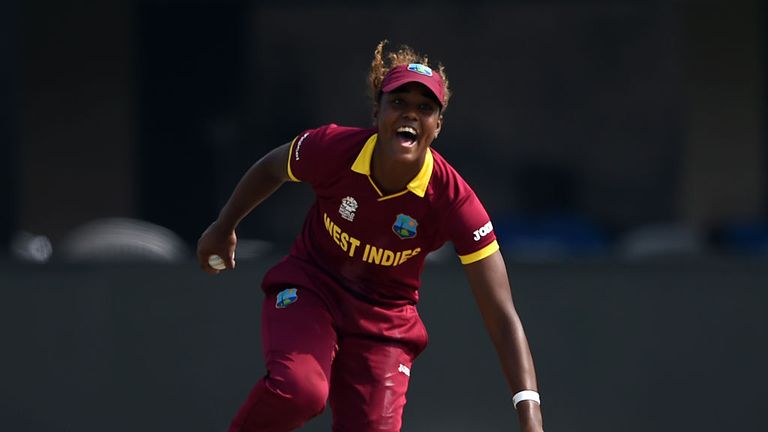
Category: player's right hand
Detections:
[{"x1": 197, "y1": 221, "x2": 237, "y2": 274}]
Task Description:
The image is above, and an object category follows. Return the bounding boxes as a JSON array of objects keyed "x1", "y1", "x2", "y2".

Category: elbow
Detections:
[{"x1": 484, "y1": 306, "x2": 524, "y2": 341}]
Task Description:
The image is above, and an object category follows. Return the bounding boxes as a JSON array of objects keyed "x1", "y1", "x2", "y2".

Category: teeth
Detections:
[{"x1": 397, "y1": 126, "x2": 417, "y2": 136}]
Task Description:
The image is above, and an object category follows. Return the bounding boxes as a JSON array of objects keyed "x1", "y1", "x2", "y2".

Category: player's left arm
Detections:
[{"x1": 464, "y1": 250, "x2": 544, "y2": 432}]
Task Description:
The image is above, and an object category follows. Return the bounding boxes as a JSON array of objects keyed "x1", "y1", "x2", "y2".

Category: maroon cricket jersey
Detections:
[{"x1": 273, "y1": 124, "x2": 499, "y2": 306}]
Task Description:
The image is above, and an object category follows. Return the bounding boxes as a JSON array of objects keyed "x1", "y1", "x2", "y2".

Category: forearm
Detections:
[
  {"x1": 216, "y1": 143, "x2": 291, "y2": 230},
  {"x1": 465, "y1": 252, "x2": 543, "y2": 430},
  {"x1": 483, "y1": 309, "x2": 538, "y2": 394},
  {"x1": 483, "y1": 308, "x2": 543, "y2": 430}
]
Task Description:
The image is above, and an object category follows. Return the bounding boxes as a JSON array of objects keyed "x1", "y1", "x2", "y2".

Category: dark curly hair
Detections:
[{"x1": 368, "y1": 40, "x2": 451, "y2": 110}]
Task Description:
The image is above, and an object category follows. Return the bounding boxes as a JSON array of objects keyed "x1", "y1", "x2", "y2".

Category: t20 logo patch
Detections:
[
  {"x1": 393, "y1": 214, "x2": 418, "y2": 239},
  {"x1": 339, "y1": 196, "x2": 358, "y2": 222},
  {"x1": 276, "y1": 288, "x2": 298, "y2": 309}
]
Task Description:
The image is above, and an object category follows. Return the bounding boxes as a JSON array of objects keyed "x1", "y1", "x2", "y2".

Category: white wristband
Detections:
[{"x1": 512, "y1": 390, "x2": 541, "y2": 409}]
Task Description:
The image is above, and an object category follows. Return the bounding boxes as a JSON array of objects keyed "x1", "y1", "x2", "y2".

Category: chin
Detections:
[{"x1": 396, "y1": 148, "x2": 425, "y2": 165}]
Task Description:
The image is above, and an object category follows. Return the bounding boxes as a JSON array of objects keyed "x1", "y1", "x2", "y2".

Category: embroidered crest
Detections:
[
  {"x1": 276, "y1": 288, "x2": 298, "y2": 309},
  {"x1": 393, "y1": 214, "x2": 418, "y2": 239},
  {"x1": 407, "y1": 63, "x2": 433, "y2": 76},
  {"x1": 339, "y1": 196, "x2": 358, "y2": 222}
]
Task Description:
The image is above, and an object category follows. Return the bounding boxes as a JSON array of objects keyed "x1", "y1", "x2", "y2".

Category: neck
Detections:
[{"x1": 370, "y1": 148, "x2": 423, "y2": 195}]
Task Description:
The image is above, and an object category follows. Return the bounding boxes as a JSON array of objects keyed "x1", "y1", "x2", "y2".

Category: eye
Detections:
[
  {"x1": 392, "y1": 97, "x2": 403, "y2": 105},
  {"x1": 419, "y1": 103, "x2": 436, "y2": 114}
]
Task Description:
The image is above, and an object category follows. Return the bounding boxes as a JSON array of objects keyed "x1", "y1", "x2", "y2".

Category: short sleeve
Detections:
[
  {"x1": 286, "y1": 124, "x2": 338, "y2": 185},
  {"x1": 446, "y1": 191, "x2": 499, "y2": 265}
]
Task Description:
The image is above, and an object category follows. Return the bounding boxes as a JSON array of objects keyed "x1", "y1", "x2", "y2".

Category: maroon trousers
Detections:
[{"x1": 229, "y1": 259, "x2": 428, "y2": 432}]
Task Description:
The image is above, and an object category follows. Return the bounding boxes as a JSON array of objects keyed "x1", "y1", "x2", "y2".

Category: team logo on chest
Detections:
[
  {"x1": 339, "y1": 196, "x2": 358, "y2": 222},
  {"x1": 392, "y1": 214, "x2": 418, "y2": 239}
]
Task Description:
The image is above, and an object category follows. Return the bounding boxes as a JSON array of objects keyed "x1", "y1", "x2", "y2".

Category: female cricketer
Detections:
[{"x1": 197, "y1": 41, "x2": 544, "y2": 432}]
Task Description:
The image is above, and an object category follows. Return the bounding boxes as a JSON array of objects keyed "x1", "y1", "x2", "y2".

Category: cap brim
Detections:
[{"x1": 381, "y1": 76, "x2": 444, "y2": 106}]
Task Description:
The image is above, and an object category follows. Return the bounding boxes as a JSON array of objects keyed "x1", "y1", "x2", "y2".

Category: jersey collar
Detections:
[{"x1": 351, "y1": 133, "x2": 433, "y2": 198}]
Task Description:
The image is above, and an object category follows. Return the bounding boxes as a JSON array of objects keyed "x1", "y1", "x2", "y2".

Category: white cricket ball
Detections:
[{"x1": 208, "y1": 254, "x2": 226, "y2": 270}]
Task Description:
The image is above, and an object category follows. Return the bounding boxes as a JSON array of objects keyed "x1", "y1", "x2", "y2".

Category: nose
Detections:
[{"x1": 400, "y1": 104, "x2": 418, "y2": 120}]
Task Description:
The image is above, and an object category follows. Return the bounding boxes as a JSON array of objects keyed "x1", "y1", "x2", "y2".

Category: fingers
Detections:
[
  {"x1": 225, "y1": 250, "x2": 236, "y2": 270},
  {"x1": 208, "y1": 254, "x2": 227, "y2": 270},
  {"x1": 198, "y1": 253, "x2": 222, "y2": 274},
  {"x1": 196, "y1": 222, "x2": 238, "y2": 274},
  {"x1": 202, "y1": 265, "x2": 221, "y2": 275},
  {"x1": 198, "y1": 250, "x2": 236, "y2": 274}
]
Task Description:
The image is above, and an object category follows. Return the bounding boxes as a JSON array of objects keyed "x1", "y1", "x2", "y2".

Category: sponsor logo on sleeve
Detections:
[
  {"x1": 472, "y1": 221, "x2": 493, "y2": 241},
  {"x1": 294, "y1": 132, "x2": 310, "y2": 161}
]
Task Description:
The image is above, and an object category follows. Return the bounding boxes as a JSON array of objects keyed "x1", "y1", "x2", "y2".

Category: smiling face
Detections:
[{"x1": 373, "y1": 82, "x2": 443, "y2": 167}]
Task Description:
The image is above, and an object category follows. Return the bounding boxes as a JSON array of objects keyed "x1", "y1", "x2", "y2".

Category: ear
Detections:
[
  {"x1": 372, "y1": 104, "x2": 380, "y2": 126},
  {"x1": 434, "y1": 114, "x2": 443, "y2": 139}
]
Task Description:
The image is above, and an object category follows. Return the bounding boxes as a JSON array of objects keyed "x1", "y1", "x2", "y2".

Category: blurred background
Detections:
[{"x1": 2, "y1": 0, "x2": 767, "y2": 431}]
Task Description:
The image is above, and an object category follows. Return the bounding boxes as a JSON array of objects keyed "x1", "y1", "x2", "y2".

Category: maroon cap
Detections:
[{"x1": 381, "y1": 63, "x2": 446, "y2": 106}]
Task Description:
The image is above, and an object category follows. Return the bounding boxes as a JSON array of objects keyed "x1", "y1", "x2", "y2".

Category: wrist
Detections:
[
  {"x1": 212, "y1": 215, "x2": 238, "y2": 233},
  {"x1": 513, "y1": 390, "x2": 543, "y2": 432},
  {"x1": 512, "y1": 390, "x2": 540, "y2": 409},
  {"x1": 517, "y1": 401, "x2": 543, "y2": 432}
]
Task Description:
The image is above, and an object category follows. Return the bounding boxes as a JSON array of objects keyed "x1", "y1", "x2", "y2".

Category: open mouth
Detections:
[{"x1": 396, "y1": 126, "x2": 418, "y2": 147}]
